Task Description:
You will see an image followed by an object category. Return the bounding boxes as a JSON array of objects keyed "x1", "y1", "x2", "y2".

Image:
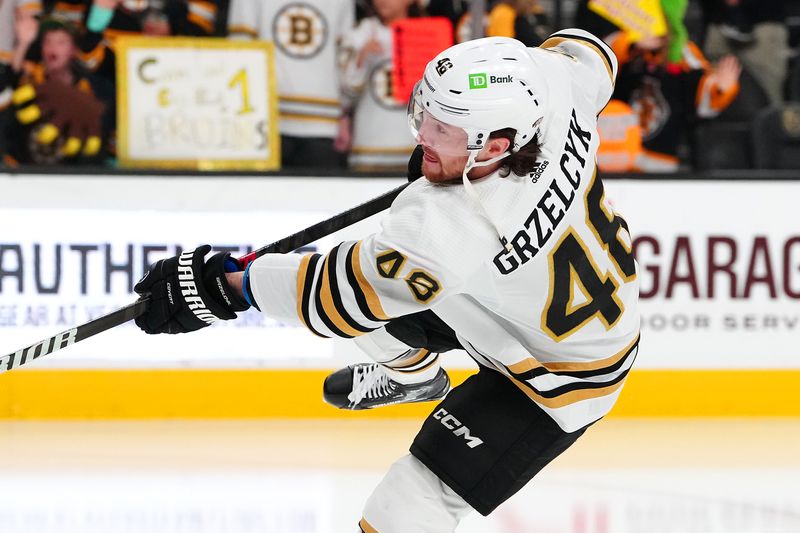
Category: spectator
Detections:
[
  {"x1": 452, "y1": 3, "x2": 483, "y2": 43},
  {"x1": 604, "y1": 0, "x2": 741, "y2": 171},
  {"x1": 1, "y1": 0, "x2": 41, "y2": 65},
  {"x1": 572, "y1": 0, "x2": 620, "y2": 42},
  {"x1": 426, "y1": 0, "x2": 468, "y2": 27},
  {"x1": 38, "y1": 0, "x2": 218, "y2": 160},
  {"x1": 228, "y1": 0, "x2": 354, "y2": 169},
  {"x1": 701, "y1": 0, "x2": 788, "y2": 104},
  {"x1": 336, "y1": 0, "x2": 421, "y2": 171},
  {"x1": 0, "y1": 0, "x2": 42, "y2": 164},
  {"x1": 426, "y1": 0, "x2": 469, "y2": 41},
  {"x1": 356, "y1": 0, "x2": 372, "y2": 22},
  {"x1": 50, "y1": 0, "x2": 219, "y2": 82},
  {"x1": 452, "y1": 0, "x2": 549, "y2": 45},
  {"x1": 485, "y1": 0, "x2": 550, "y2": 47},
  {"x1": 3, "y1": 16, "x2": 107, "y2": 165},
  {"x1": 596, "y1": 99, "x2": 643, "y2": 173}
]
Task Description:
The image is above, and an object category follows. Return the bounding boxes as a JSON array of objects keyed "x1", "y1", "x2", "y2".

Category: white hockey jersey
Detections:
[
  {"x1": 228, "y1": 0, "x2": 354, "y2": 139},
  {"x1": 249, "y1": 29, "x2": 640, "y2": 433},
  {"x1": 340, "y1": 17, "x2": 417, "y2": 170}
]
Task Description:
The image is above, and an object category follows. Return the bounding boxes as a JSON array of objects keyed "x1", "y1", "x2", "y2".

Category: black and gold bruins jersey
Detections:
[
  {"x1": 49, "y1": 0, "x2": 218, "y2": 79},
  {"x1": 607, "y1": 31, "x2": 740, "y2": 171},
  {"x1": 228, "y1": 0, "x2": 354, "y2": 139},
  {"x1": 248, "y1": 29, "x2": 640, "y2": 432}
]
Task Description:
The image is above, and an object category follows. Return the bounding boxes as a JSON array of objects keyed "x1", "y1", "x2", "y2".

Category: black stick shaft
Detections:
[
  {"x1": 239, "y1": 182, "x2": 407, "y2": 265},
  {"x1": 0, "y1": 300, "x2": 148, "y2": 374},
  {"x1": 0, "y1": 182, "x2": 408, "y2": 374}
]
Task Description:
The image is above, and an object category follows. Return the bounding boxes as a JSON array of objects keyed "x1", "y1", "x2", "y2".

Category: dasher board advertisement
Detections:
[{"x1": 1, "y1": 175, "x2": 799, "y2": 370}]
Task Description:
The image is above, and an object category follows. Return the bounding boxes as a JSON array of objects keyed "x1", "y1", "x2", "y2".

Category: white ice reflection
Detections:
[
  {"x1": 0, "y1": 419, "x2": 798, "y2": 533},
  {"x1": 0, "y1": 468, "x2": 798, "y2": 533}
]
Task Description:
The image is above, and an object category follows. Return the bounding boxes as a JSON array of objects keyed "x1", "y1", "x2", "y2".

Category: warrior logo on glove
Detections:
[{"x1": 175, "y1": 250, "x2": 219, "y2": 324}]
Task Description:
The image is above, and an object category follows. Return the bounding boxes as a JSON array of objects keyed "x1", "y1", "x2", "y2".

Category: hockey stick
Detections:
[{"x1": 0, "y1": 181, "x2": 410, "y2": 374}]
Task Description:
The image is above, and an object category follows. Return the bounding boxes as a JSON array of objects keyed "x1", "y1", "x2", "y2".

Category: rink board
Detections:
[
  {"x1": 1, "y1": 174, "x2": 799, "y2": 418},
  {"x1": 0, "y1": 368, "x2": 799, "y2": 419}
]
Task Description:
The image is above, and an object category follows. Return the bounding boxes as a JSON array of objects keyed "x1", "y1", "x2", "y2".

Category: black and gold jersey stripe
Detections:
[
  {"x1": 395, "y1": 354, "x2": 439, "y2": 374},
  {"x1": 507, "y1": 334, "x2": 640, "y2": 380},
  {"x1": 296, "y1": 253, "x2": 328, "y2": 338},
  {"x1": 316, "y1": 244, "x2": 376, "y2": 337},
  {"x1": 279, "y1": 113, "x2": 340, "y2": 123},
  {"x1": 228, "y1": 24, "x2": 258, "y2": 38},
  {"x1": 348, "y1": 241, "x2": 390, "y2": 321},
  {"x1": 279, "y1": 96, "x2": 342, "y2": 123},
  {"x1": 313, "y1": 251, "x2": 355, "y2": 338},
  {"x1": 359, "y1": 518, "x2": 379, "y2": 533},
  {"x1": 466, "y1": 337, "x2": 639, "y2": 410},
  {"x1": 295, "y1": 242, "x2": 389, "y2": 339},
  {"x1": 384, "y1": 348, "x2": 439, "y2": 374},
  {"x1": 280, "y1": 95, "x2": 340, "y2": 107},
  {"x1": 187, "y1": 0, "x2": 217, "y2": 35},
  {"x1": 344, "y1": 243, "x2": 386, "y2": 323},
  {"x1": 509, "y1": 373, "x2": 628, "y2": 409},
  {"x1": 540, "y1": 29, "x2": 617, "y2": 86}
]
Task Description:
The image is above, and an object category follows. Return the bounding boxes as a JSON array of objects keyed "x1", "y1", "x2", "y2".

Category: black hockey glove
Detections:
[
  {"x1": 134, "y1": 245, "x2": 250, "y2": 335},
  {"x1": 408, "y1": 144, "x2": 424, "y2": 182}
]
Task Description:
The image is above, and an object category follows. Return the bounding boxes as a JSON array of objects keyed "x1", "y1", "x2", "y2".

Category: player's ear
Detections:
[{"x1": 486, "y1": 136, "x2": 511, "y2": 157}]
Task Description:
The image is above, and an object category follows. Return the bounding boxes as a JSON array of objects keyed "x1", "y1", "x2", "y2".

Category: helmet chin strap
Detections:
[{"x1": 461, "y1": 151, "x2": 513, "y2": 252}]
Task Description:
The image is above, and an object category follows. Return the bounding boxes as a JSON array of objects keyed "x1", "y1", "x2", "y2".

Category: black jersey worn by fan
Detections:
[{"x1": 609, "y1": 32, "x2": 740, "y2": 171}]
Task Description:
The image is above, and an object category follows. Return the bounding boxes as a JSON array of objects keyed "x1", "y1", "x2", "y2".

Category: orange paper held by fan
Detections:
[{"x1": 391, "y1": 17, "x2": 453, "y2": 105}]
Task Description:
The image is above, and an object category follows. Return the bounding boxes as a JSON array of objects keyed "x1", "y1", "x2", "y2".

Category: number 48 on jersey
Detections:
[{"x1": 543, "y1": 173, "x2": 636, "y2": 341}]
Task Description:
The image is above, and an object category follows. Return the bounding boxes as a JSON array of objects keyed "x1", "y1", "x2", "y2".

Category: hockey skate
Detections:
[{"x1": 323, "y1": 363, "x2": 450, "y2": 410}]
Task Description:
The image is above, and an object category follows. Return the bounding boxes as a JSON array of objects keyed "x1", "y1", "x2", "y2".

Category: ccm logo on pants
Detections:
[{"x1": 433, "y1": 408, "x2": 484, "y2": 449}]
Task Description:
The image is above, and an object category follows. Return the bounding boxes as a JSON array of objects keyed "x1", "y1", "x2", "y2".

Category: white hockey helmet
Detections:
[{"x1": 408, "y1": 36, "x2": 546, "y2": 158}]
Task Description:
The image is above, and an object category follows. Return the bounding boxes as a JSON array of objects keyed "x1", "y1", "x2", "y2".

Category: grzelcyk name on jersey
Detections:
[
  {"x1": 0, "y1": 328, "x2": 78, "y2": 372},
  {"x1": 177, "y1": 251, "x2": 217, "y2": 324},
  {"x1": 493, "y1": 108, "x2": 591, "y2": 275},
  {"x1": 434, "y1": 408, "x2": 484, "y2": 448}
]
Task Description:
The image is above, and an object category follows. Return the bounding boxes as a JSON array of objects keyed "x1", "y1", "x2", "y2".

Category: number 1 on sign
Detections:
[{"x1": 228, "y1": 68, "x2": 254, "y2": 115}]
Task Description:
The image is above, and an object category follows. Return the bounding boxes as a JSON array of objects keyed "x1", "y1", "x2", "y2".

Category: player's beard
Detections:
[{"x1": 421, "y1": 148, "x2": 468, "y2": 184}]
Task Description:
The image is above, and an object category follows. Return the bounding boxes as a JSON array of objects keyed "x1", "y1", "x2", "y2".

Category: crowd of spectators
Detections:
[
  {"x1": 0, "y1": 0, "x2": 798, "y2": 172},
  {"x1": 0, "y1": 0, "x2": 217, "y2": 166}
]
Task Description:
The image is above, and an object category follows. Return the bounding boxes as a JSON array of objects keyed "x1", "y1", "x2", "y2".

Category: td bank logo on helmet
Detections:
[{"x1": 468, "y1": 72, "x2": 513, "y2": 89}]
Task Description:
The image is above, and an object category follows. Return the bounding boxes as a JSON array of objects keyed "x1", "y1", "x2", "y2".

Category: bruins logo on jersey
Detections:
[
  {"x1": 272, "y1": 3, "x2": 328, "y2": 59},
  {"x1": 369, "y1": 59, "x2": 404, "y2": 110},
  {"x1": 631, "y1": 77, "x2": 670, "y2": 140}
]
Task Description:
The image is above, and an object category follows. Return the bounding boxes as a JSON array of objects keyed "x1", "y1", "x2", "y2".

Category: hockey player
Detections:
[{"x1": 133, "y1": 30, "x2": 640, "y2": 532}]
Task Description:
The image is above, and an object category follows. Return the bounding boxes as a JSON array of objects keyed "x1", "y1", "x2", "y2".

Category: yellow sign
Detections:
[
  {"x1": 588, "y1": 0, "x2": 667, "y2": 42},
  {"x1": 116, "y1": 37, "x2": 280, "y2": 170}
]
